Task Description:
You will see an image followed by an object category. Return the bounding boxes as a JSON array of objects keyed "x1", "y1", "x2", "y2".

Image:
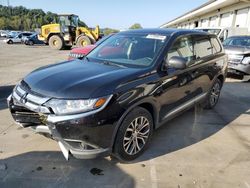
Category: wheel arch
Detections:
[
  {"x1": 47, "y1": 33, "x2": 62, "y2": 43},
  {"x1": 217, "y1": 74, "x2": 225, "y2": 85},
  {"x1": 110, "y1": 100, "x2": 158, "y2": 151}
]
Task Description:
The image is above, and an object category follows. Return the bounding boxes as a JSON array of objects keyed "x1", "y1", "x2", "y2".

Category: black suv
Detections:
[{"x1": 8, "y1": 29, "x2": 227, "y2": 161}]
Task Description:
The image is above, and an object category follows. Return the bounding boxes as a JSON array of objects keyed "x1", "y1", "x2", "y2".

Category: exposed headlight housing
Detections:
[
  {"x1": 241, "y1": 57, "x2": 250, "y2": 65},
  {"x1": 45, "y1": 95, "x2": 112, "y2": 115}
]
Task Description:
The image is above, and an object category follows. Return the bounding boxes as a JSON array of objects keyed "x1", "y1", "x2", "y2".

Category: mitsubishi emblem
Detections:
[{"x1": 20, "y1": 93, "x2": 28, "y2": 104}]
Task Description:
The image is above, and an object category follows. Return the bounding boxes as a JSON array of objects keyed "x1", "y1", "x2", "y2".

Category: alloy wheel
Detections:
[
  {"x1": 210, "y1": 82, "x2": 221, "y2": 106},
  {"x1": 123, "y1": 116, "x2": 150, "y2": 155}
]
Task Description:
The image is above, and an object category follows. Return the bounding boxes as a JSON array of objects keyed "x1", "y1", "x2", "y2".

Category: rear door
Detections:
[{"x1": 191, "y1": 35, "x2": 223, "y2": 95}]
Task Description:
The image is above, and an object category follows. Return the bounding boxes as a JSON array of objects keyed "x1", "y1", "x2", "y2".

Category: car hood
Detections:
[
  {"x1": 224, "y1": 45, "x2": 250, "y2": 55},
  {"x1": 23, "y1": 60, "x2": 143, "y2": 99}
]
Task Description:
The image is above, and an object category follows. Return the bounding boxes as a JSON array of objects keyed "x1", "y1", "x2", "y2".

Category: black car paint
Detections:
[
  {"x1": 25, "y1": 34, "x2": 44, "y2": 45},
  {"x1": 8, "y1": 29, "x2": 227, "y2": 158}
]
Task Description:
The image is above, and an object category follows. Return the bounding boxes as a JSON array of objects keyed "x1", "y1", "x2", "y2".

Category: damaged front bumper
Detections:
[
  {"x1": 28, "y1": 125, "x2": 110, "y2": 160},
  {"x1": 7, "y1": 86, "x2": 114, "y2": 160},
  {"x1": 228, "y1": 63, "x2": 250, "y2": 75}
]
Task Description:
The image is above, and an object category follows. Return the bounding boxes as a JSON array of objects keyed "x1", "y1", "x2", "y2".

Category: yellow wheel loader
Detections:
[{"x1": 38, "y1": 14, "x2": 100, "y2": 50}]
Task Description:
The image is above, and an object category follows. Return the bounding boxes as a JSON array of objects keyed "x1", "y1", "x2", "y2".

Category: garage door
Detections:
[
  {"x1": 201, "y1": 19, "x2": 209, "y2": 27},
  {"x1": 189, "y1": 23, "x2": 195, "y2": 29},
  {"x1": 210, "y1": 16, "x2": 218, "y2": 27},
  {"x1": 220, "y1": 13, "x2": 232, "y2": 27},
  {"x1": 235, "y1": 8, "x2": 249, "y2": 27}
]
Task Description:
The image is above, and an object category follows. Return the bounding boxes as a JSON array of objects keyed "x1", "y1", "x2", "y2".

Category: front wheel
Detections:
[
  {"x1": 204, "y1": 79, "x2": 222, "y2": 109},
  {"x1": 76, "y1": 35, "x2": 91, "y2": 47},
  {"x1": 49, "y1": 35, "x2": 64, "y2": 50},
  {"x1": 113, "y1": 107, "x2": 153, "y2": 162}
]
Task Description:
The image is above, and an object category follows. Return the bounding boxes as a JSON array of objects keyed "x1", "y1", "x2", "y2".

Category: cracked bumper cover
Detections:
[
  {"x1": 7, "y1": 94, "x2": 117, "y2": 160},
  {"x1": 228, "y1": 63, "x2": 250, "y2": 75}
]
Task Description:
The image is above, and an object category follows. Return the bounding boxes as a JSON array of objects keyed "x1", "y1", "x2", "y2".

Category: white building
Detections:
[{"x1": 160, "y1": 0, "x2": 250, "y2": 31}]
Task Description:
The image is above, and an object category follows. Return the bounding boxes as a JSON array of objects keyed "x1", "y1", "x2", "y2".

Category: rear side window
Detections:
[
  {"x1": 211, "y1": 37, "x2": 222, "y2": 54},
  {"x1": 194, "y1": 37, "x2": 213, "y2": 59},
  {"x1": 167, "y1": 36, "x2": 195, "y2": 63}
]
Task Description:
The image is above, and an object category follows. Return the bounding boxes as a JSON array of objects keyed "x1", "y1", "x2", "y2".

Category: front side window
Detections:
[
  {"x1": 87, "y1": 33, "x2": 167, "y2": 67},
  {"x1": 167, "y1": 36, "x2": 194, "y2": 63},
  {"x1": 194, "y1": 36, "x2": 213, "y2": 59}
]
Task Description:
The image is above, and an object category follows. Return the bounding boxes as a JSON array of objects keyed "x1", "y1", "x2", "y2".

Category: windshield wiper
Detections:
[{"x1": 102, "y1": 61, "x2": 126, "y2": 68}]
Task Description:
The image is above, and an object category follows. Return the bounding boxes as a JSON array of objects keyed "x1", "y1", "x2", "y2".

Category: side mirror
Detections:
[{"x1": 165, "y1": 56, "x2": 188, "y2": 70}]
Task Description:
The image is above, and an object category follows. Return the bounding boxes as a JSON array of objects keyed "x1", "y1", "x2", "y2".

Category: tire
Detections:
[
  {"x1": 7, "y1": 40, "x2": 13, "y2": 44},
  {"x1": 204, "y1": 78, "x2": 222, "y2": 109},
  {"x1": 49, "y1": 35, "x2": 64, "y2": 50},
  {"x1": 113, "y1": 107, "x2": 154, "y2": 162},
  {"x1": 76, "y1": 35, "x2": 91, "y2": 47},
  {"x1": 29, "y1": 41, "x2": 34, "y2": 45}
]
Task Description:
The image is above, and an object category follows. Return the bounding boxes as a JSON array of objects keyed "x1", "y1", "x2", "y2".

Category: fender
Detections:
[{"x1": 110, "y1": 96, "x2": 158, "y2": 150}]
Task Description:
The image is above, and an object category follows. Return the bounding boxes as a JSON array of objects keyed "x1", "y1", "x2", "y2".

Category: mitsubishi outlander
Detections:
[{"x1": 8, "y1": 29, "x2": 228, "y2": 161}]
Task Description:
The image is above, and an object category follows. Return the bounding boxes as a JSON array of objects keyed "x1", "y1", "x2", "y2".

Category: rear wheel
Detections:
[
  {"x1": 49, "y1": 35, "x2": 64, "y2": 50},
  {"x1": 29, "y1": 41, "x2": 34, "y2": 45},
  {"x1": 113, "y1": 107, "x2": 153, "y2": 162},
  {"x1": 204, "y1": 78, "x2": 222, "y2": 109},
  {"x1": 76, "y1": 35, "x2": 91, "y2": 47},
  {"x1": 7, "y1": 40, "x2": 13, "y2": 44}
]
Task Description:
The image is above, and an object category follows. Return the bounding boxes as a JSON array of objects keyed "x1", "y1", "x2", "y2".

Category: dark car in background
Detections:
[
  {"x1": 223, "y1": 36, "x2": 250, "y2": 80},
  {"x1": 24, "y1": 33, "x2": 45, "y2": 45},
  {"x1": 8, "y1": 29, "x2": 227, "y2": 161}
]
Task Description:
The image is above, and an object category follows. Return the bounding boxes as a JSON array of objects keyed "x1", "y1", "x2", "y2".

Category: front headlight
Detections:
[
  {"x1": 45, "y1": 95, "x2": 112, "y2": 115},
  {"x1": 241, "y1": 57, "x2": 250, "y2": 65}
]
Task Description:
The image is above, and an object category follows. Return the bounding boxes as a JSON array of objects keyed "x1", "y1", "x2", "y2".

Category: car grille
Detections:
[
  {"x1": 228, "y1": 54, "x2": 244, "y2": 65},
  {"x1": 12, "y1": 84, "x2": 51, "y2": 114},
  {"x1": 69, "y1": 52, "x2": 85, "y2": 59},
  {"x1": 10, "y1": 84, "x2": 51, "y2": 126}
]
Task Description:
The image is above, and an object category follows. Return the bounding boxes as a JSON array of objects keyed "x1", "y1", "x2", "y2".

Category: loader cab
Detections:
[
  {"x1": 58, "y1": 14, "x2": 79, "y2": 33},
  {"x1": 58, "y1": 14, "x2": 79, "y2": 43}
]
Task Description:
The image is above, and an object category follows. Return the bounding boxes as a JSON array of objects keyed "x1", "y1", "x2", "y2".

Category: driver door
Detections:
[{"x1": 157, "y1": 35, "x2": 200, "y2": 123}]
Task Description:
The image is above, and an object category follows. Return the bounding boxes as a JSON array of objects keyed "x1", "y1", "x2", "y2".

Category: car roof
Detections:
[
  {"x1": 118, "y1": 28, "x2": 211, "y2": 36},
  {"x1": 226, "y1": 35, "x2": 250, "y2": 39}
]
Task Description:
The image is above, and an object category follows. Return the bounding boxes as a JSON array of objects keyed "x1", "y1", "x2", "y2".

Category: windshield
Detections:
[
  {"x1": 95, "y1": 34, "x2": 113, "y2": 46},
  {"x1": 223, "y1": 37, "x2": 250, "y2": 47},
  {"x1": 86, "y1": 33, "x2": 167, "y2": 67},
  {"x1": 70, "y1": 16, "x2": 79, "y2": 27},
  {"x1": 30, "y1": 33, "x2": 37, "y2": 38},
  {"x1": 197, "y1": 29, "x2": 221, "y2": 35}
]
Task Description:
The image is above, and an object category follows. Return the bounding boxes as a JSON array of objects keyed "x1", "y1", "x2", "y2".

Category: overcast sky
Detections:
[{"x1": 0, "y1": 0, "x2": 208, "y2": 29}]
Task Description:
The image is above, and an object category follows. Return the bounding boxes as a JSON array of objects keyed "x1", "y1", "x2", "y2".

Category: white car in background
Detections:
[
  {"x1": 4, "y1": 32, "x2": 33, "y2": 44},
  {"x1": 0, "y1": 30, "x2": 8, "y2": 37}
]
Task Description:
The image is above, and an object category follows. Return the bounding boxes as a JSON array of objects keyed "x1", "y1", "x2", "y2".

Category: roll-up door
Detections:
[
  {"x1": 210, "y1": 16, "x2": 218, "y2": 27},
  {"x1": 220, "y1": 13, "x2": 232, "y2": 27},
  {"x1": 235, "y1": 8, "x2": 249, "y2": 27},
  {"x1": 201, "y1": 19, "x2": 209, "y2": 27}
]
